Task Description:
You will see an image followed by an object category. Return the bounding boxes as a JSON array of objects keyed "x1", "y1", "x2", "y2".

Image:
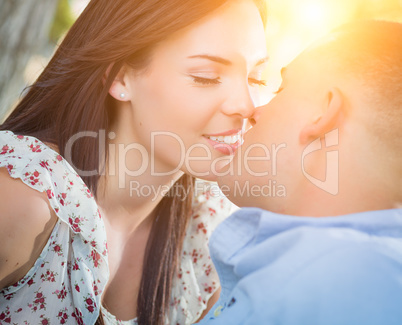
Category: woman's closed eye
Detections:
[
  {"x1": 190, "y1": 76, "x2": 267, "y2": 87},
  {"x1": 249, "y1": 78, "x2": 267, "y2": 86},
  {"x1": 191, "y1": 75, "x2": 221, "y2": 85}
]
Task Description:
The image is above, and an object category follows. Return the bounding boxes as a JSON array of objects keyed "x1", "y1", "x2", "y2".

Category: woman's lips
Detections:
[
  {"x1": 205, "y1": 128, "x2": 242, "y2": 137},
  {"x1": 205, "y1": 137, "x2": 243, "y2": 155},
  {"x1": 203, "y1": 130, "x2": 244, "y2": 155}
]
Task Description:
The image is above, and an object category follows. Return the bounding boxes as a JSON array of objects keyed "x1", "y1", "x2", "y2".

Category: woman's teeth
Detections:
[{"x1": 207, "y1": 134, "x2": 241, "y2": 145}]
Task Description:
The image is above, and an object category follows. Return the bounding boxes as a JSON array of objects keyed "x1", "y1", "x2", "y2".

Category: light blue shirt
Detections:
[{"x1": 197, "y1": 208, "x2": 402, "y2": 325}]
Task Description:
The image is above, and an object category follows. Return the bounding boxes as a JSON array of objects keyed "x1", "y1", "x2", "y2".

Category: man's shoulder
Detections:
[
  {"x1": 215, "y1": 208, "x2": 402, "y2": 305},
  {"x1": 221, "y1": 231, "x2": 402, "y2": 325}
]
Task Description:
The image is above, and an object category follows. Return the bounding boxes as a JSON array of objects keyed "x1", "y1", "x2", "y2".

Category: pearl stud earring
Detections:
[{"x1": 120, "y1": 93, "x2": 126, "y2": 99}]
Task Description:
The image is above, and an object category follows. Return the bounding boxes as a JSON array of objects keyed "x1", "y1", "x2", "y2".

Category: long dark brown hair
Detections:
[{"x1": 1, "y1": 0, "x2": 267, "y2": 324}]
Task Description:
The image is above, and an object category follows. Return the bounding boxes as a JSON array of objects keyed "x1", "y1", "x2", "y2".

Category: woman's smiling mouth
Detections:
[{"x1": 204, "y1": 129, "x2": 244, "y2": 155}]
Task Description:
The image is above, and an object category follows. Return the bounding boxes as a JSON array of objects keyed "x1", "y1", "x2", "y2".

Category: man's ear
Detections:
[
  {"x1": 299, "y1": 87, "x2": 343, "y2": 144},
  {"x1": 105, "y1": 65, "x2": 131, "y2": 102}
]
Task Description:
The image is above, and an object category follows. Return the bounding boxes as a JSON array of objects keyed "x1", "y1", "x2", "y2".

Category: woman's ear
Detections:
[
  {"x1": 105, "y1": 65, "x2": 131, "y2": 102},
  {"x1": 299, "y1": 87, "x2": 343, "y2": 144}
]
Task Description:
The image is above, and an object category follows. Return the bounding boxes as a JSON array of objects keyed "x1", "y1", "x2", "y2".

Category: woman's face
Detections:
[{"x1": 120, "y1": 0, "x2": 267, "y2": 181}]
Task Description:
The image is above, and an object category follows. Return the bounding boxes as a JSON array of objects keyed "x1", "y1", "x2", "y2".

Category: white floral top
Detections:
[{"x1": 0, "y1": 131, "x2": 236, "y2": 325}]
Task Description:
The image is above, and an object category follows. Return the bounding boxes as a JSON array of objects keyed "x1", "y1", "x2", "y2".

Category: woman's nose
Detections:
[{"x1": 220, "y1": 84, "x2": 256, "y2": 119}]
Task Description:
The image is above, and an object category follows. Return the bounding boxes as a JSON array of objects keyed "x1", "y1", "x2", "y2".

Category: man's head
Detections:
[{"x1": 218, "y1": 20, "x2": 402, "y2": 216}]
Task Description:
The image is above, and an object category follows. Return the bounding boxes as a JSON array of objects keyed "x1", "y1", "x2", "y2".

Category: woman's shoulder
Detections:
[
  {"x1": 0, "y1": 131, "x2": 109, "y2": 323},
  {"x1": 0, "y1": 167, "x2": 57, "y2": 289},
  {"x1": 0, "y1": 167, "x2": 55, "y2": 225},
  {"x1": 0, "y1": 130, "x2": 68, "y2": 184},
  {"x1": 0, "y1": 130, "x2": 107, "y2": 256}
]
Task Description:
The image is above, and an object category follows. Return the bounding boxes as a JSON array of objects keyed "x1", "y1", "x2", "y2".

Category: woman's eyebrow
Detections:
[
  {"x1": 187, "y1": 54, "x2": 232, "y2": 66},
  {"x1": 187, "y1": 54, "x2": 269, "y2": 67}
]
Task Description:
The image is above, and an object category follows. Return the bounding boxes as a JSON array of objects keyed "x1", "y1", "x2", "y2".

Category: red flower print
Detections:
[
  {"x1": 91, "y1": 250, "x2": 101, "y2": 268},
  {"x1": 53, "y1": 244, "x2": 63, "y2": 256},
  {"x1": 56, "y1": 155, "x2": 63, "y2": 161},
  {"x1": 73, "y1": 262, "x2": 79, "y2": 271},
  {"x1": 46, "y1": 189, "x2": 54, "y2": 199},
  {"x1": 75, "y1": 284, "x2": 80, "y2": 292},
  {"x1": 204, "y1": 286, "x2": 213, "y2": 294},
  {"x1": 83, "y1": 187, "x2": 93, "y2": 198},
  {"x1": 197, "y1": 222, "x2": 207, "y2": 234},
  {"x1": 68, "y1": 214, "x2": 82, "y2": 232},
  {"x1": 29, "y1": 143, "x2": 42, "y2": 152},
  {"x1": 6, "y1": 164, "x2": 13, "y2": 173},
  {"x1": 84, "y1": 296, "x2": 96, "y2": 313},
  {"x1": 93, "y1": 280, "x2": 102, "y2": 296},
  {"x1": 192, "y1": 249, "x2": 199, "y2": 263},
  {"x1": 0, "y1": 306, "x2": 11, "y2": 322},
  {"x1": 4, "y1": 293, "x2": 14, "y2": 300},
  {"x1": 205, "y1": 264, "x2": 212, "y2": 276},
  {"x1": 57, "y1": 191, "x2": 70, "y2": 206},
  {"x1": 31, "y1": 290, "x2": 46, "y2": 311},
  {"x1": 41, "y1": 269, "x2": 57, "y2": 282},
  {"x1": 53, "y1": 285, "x2": 67, "y2": 301},
  {"x1": 0, "y1": 145, "x2": 14, "y2": 155},
  {"x1": 40, "y1": 160, "x2": 50, "y2": 170},
  {"x1": 57, "y1": 308, "x2": 69, "y2": 324},
  {"x1": 24, "y1": 170, "x2": 41, "y2": 186},
  {"x1": 72, "y1": 308, "x2": 84, "y2": 325}
]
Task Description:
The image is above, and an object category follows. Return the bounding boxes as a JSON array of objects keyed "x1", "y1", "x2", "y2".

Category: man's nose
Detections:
[{"x1": 248, "y1": 104, "x2": 267, "y2": 126}]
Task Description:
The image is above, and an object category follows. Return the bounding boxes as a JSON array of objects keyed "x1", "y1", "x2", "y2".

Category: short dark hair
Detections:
[{"x1": 310, "y1": 20, "x2": 402, "y2": 147}]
